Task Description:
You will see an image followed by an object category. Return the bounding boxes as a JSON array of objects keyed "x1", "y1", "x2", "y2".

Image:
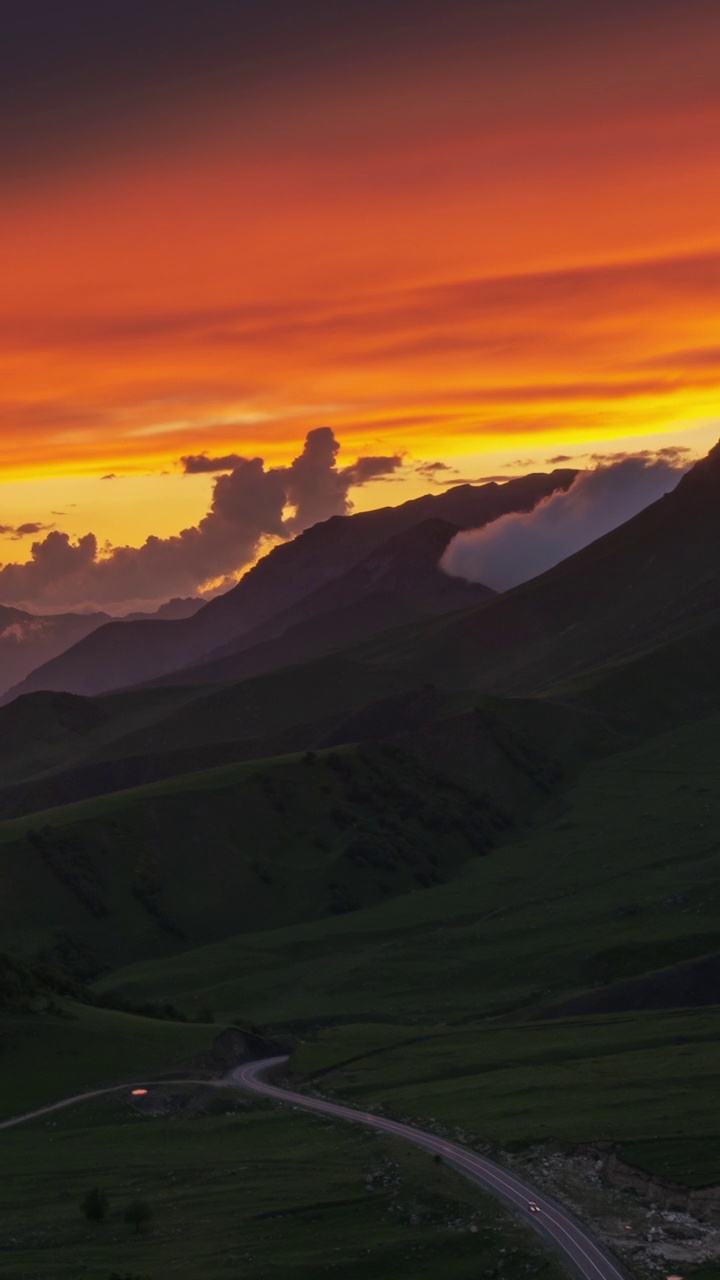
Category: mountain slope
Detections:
[
  {"x1": 0, "y1": 606, "x2": 111, "y2": 696},
  {"x1": 1, "y1": 446, "x2": 718, "y2": 823},
  {"x1": 5, "y1": 470, "x2": 574, "y2": 700},
  {"x1": 362, "y1": 441, "x2": 720, "y2": 697},
  {"x1": 148, "y1": 518, "x2": 495, "y2": 689},
  {"x1": 0, "y1": 728, "x2": 559, "y2": 974},
  {"x1": 99, "y1": 701, "x2": 720, "y2": 1026},
  {"x1": 3, "y1": 444, "x2": 719, "y2": 823},
  {"x1": 0, "y1": 597, "x2": 202, "y2": 698}
]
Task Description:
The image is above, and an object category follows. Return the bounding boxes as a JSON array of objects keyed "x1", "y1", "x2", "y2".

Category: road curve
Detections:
[
  {"x1": 234, "y1": 1056, "x2": 627, "y2": 1280},
  {"x1": 0, "y1": 1079, "x2": 215, "y2": 1131},
  {"x1": 1, "y1": 1056, "x2": 627, "y2": 1280}
]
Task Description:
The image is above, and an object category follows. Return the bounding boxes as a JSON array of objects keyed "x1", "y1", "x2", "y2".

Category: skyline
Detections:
[{"x1": 2, "y1": 0, "x2": 720, "y2": 607}]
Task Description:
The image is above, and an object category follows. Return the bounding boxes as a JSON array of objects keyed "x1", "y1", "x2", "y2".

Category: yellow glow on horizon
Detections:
[{"x1": 2, "y1": 6, "x2": 720, "y2": 569}]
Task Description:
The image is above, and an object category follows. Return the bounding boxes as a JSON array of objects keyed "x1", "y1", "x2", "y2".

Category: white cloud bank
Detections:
[{"x1": 441, "y1": 455, "x2": 686, "y2": 591}]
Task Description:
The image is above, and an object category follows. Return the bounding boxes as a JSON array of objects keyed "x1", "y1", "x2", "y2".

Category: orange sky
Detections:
[{"x1": 1, "y1": 0, "x2": 719, "y2": 588}]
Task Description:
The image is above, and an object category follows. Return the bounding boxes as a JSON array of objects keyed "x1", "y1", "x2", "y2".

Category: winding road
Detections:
[
  {"x1": 2, "y1": 1054, "x2": 626, "y2": 1280},
  {"x1": 234, "y1": 1056, "x2": 627, "y2": 1280}
]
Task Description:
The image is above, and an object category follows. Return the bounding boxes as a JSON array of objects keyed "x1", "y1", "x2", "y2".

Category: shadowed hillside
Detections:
[
  {"x1": 360, "y1": 439, "x2": 720, "y2": 696},
  {"x1": 145, "y1": 518, "x2": 496, "y2": 689},
  {"x1": 0, "y1": 598, "x2": 202, "y2": 698},
  {"x1": 0, "y1": 691, "x2": 602, "y2": 976}
]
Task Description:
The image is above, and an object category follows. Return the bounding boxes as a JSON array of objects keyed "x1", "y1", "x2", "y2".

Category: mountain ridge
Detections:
[
  {"x1": 0, "y1": 597, "x2": 202, "y2": 697},
  {"x1": 3, "y1": 469, "x2": 575, "y2": 702},
  {"x1": 142, "y1": 517, "x2": 496, "y2": 690}
]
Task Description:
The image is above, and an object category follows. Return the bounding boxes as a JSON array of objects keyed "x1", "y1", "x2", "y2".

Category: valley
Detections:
[{"x1": 2, "y1": 447, "x2": 720, "y2": 1280}]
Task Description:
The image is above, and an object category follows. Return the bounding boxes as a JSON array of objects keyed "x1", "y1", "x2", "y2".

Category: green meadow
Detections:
[
  {"x1": 0, "y1": 1003, "x2": 214, "y2": 1120},
  {"x1": 0, "y1": 1092, "x2": 567, "y2": 1280},
  {"x1": 101, "y1": 709, "x2": 720, "y2": 1029},
  {"x1": 291, "y1": 1006, "x2": 720, "y2": 1186}
]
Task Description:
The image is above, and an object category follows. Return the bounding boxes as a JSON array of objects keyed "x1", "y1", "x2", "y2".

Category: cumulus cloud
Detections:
[
  {"x1": 441, "y1": 455, "x2": 687, "y2": 591},
  {"x1": 181, "y1": 434, "x2": 402, "y2": 502},
  {"x1": 0, "y1": 428, "x2": 401, "y2": 611}
]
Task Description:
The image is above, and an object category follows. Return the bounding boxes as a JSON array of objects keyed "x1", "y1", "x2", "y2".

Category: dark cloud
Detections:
[
  {"x1": 435, "y1": 475, "x2": 524, "y2": 485},
  {"x1": 547, "y1": 454, "x2": 573, "y2": 463},
  {"x1": 101, "y1": 473, "x2": 117, "y2": 481},
  {"x1": 416, "y1": 461, "x2": 453, "y2": 477},
  {"x1": 342, "y1": 454, "x2": 403, "y2": 486},
  {"x1": 5, "y1": 0, "x2": 715, "y2": 183},
  {"x1": 181, "y1": 445, "x2": 402, "y2": 488},
  {"x1": 0, "y1": 0, "x2": 576, "y2": 176},
  {"x1": 442, "y1": 455, "x2": 687, "y2": 591},
  {"x1": 0, "y1": 429, "x2": 401, "y2": 610},
  {"x1": 657, "y1": 445, "x2": 692, "y2": 459},
  {"x1": 181, "y1": 453, "x2": 244, "y2": 475},
  {"x1": 0, "y1": 521, "x2": 51, "y2": 539},
  {"x1": 588, "y1": 446, "x2": 694, "y2": 465},
  {"x1": 281, "y1": 430, "x2": 401, "y2": 531},
  {"x1": 16, "y1": 522, "x2": 50, "y2": 536}
]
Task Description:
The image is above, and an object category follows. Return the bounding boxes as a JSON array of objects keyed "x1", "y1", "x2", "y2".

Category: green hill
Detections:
[
  {"x1": 1, "y1": 726, "x2": 561, "y2": 975},
  {"x1": 97, "y1": 704, "x2": 720, "y2": 1025}
]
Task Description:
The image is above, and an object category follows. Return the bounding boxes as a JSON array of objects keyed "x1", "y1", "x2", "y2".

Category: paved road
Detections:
[
  {"x1": 1, "y1": 1055, "x2": 627, "y2": 1280},
  {"x1": 234, "y1": 1056, "x2": 627, "y2": 1280},
  {"x1": 0, "y1": 1079, "x2": 213, "y2": 1131}
]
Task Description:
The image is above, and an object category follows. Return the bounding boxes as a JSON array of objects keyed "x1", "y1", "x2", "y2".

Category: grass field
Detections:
[
  {"x1": 0, "y1": 1091, "x2": 568, "y2": 1280},
  {"x1": 289, "y1": 1005, "x2": 720, "y2": 1186},
  {"x1": 0, "y1": 739, "x2": 511, "y2": 972},
  {"x1": 88, "y1": 709, "x2": 720, "y2": 1196},
  {"x1": 0, "y1": 1003, "x2": 214, "y2": 1121},
  {"x1": 100, "y1": 708, "x2": 720, "y2": 1026}
]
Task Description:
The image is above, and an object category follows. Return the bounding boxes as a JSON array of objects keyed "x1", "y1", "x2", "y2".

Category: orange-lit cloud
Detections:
[
  {"x1": 0, "y1": 0, "x2": 719, "y2": 559},
  {"x1": 0, "y1": 429, "x2": 402, "y2": 609}
]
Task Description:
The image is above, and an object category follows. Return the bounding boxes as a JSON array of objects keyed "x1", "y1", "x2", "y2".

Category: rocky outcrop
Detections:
[
  {"x1": 191, "y1": 1026, "x2": 291, "y2": 1074},
  {"x1": 603, "y1": 1152, "x2": 720, "y2": 1220}
]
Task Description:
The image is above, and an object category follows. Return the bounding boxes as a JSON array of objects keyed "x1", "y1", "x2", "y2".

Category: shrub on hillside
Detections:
[
  {"x1": 81, "y1": 1187, "x2": 108, "y2": 1223},
  {"x1": 123, "y1": 1200, "x2": 153, "y2": 1233}
]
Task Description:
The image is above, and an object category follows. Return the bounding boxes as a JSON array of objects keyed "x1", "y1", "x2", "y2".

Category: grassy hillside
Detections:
[
  {"x1": 0, "y1": 658, "x2": 427, "y2": 818},
  {"x1": 0, "y1": 1002, "x2": 214, "y2": 1120},
  {"x1": 0, "y1": 736, "x2": 533, "y2": 974},
  {"x1": 289, "y1": 1006, "x2": 720, "y2": 1186},
  {"x1": 99, "y1": 707, "x2": 720, "y2": 1025},
  {"x1": 1, "y1": 1093, "x2": 567, "y2": 1280},
  {"x1": 356, "y1": 442, "x2": 720, "y2": 699}
]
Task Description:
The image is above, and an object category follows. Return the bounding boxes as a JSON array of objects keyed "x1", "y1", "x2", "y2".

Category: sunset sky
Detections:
[{"x1": 2, "y1": 0, "x2": 719, "y2": 610}]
